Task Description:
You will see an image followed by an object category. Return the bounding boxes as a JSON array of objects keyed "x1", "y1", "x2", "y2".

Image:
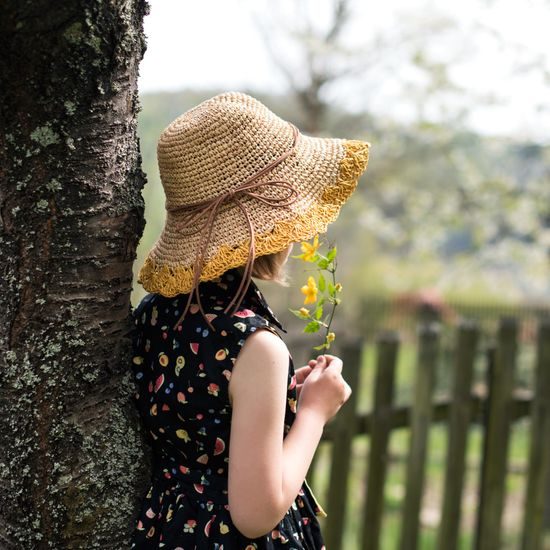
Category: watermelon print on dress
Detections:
[{"x1": 130, "y1": 267, "x2": 327, "y2": 549}]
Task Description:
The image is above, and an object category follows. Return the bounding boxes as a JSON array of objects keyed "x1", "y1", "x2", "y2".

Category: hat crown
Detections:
[{"x1": 157, "y1": 92, "x2": 297, "y2": 208}]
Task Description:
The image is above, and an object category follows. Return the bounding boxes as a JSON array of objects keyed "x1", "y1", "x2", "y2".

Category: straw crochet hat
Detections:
[{"x1": 138, "y1": 91, "x2": 370, "y2": 308}]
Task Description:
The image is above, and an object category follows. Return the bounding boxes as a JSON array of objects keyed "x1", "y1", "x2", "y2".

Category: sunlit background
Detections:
[
  {"x1": 131, "y1": 3, "x2": 550, "y2": 546},
  {"x1": 132, "y1": 0, "x2": 549, "y2": 316}
]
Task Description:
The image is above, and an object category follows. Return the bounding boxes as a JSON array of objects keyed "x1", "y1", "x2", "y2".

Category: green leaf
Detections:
[
  {"x1": 317, "y1": 296, "x2": 325, "y2": 308},
  {"x1": 328, "y1": 282, "x2": 336, "y2": 296},
  {"x1": 289, "y1": 308, "x2": 310, "y2": 320},
  {"x1": 317, "y1": 258, "x2": 329, "y2": 269},
  {"x1": 327, "y1": 246, "x2": 337, "y2": 262},
  {"x1": 318, "y1": 273, "x2": 326, "y2": 292},
  {"x1": 314, "y1": 304, "x2": 324, "y2": 320},
  {"x1": 304, "y1": 321, "x2": 321, "y2": 333},
  {"x1": 313, "y1": 343, "x2": 328, "y2": 350}
]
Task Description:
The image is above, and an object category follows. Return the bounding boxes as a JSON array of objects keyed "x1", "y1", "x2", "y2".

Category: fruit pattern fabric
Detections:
[{"x1": 130, "y1": 268, "x2": 327, "y2": 549}]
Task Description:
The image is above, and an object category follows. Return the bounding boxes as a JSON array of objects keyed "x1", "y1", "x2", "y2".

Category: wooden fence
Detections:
[{"x1": 304, "y1": 317, "x2": 550, "y2": 550}]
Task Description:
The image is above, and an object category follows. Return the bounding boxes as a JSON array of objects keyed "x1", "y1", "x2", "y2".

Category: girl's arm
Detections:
[{"x1": 227, "y1": 329, "x2": 324, "y2": 539}]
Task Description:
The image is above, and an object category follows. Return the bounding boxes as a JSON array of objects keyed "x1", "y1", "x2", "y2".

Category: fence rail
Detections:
[{"x1": 303, "y1": 316, "x2": 550, "y2": 550}]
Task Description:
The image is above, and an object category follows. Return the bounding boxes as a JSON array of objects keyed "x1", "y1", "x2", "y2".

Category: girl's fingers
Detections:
[
  {"x1": 303, "y1": 362, "x2": 323, "y2": 383},
  {"x1": 295, "y1": 365, "x2": 313, "y2": 384},
  {"x1": 324, "y1": 362, "x2": 342, "y2": 376}
]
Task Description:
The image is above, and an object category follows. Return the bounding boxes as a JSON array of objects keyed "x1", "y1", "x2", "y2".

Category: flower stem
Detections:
[{"x1": 324, "y1": 262, "x2": 338, "y2": 344}]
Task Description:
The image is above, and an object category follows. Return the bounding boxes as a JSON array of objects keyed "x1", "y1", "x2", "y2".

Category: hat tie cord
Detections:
[{"x1": 168, "y1": 124, "x2": 300, "y2": 331}]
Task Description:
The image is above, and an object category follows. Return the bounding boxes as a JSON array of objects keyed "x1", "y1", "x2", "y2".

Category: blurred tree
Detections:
[
  {"x1": 250, "y1": 0, "x2": 550, "y2": 302},
  {"x1": 0, "y1": 0, "x2": 149, "y2": 547},
  {"x1": 254, "y1": 0, "x2": 354, "y2": 134},
  {"x1": 252, "y1": 0, "x2": 457, "y2": 135}
]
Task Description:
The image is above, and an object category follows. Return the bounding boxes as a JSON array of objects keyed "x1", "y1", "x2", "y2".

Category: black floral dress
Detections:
[{"x1": 130, "y1": 268, "x2": 327, "y2": 549}]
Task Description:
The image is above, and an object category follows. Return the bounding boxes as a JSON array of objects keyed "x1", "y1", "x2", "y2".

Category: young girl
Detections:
[{"x1": 130, "y1": 91, "x2": 370, "y2": 549}]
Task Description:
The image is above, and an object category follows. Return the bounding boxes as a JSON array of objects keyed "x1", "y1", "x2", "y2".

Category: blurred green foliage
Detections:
[{"x1": 132, "y1": 89, "x2": 550, "y2": 321}]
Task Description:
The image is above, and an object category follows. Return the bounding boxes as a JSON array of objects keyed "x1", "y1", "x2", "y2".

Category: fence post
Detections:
[
  {"x1": 324, "y1": 338, "x2": 363, "y2": 550},
  {"x1": 475, "y1": 316, "x2": 518, "y2": 550},
  {"x1": 437, "y1": 319, "x2": 479, "y2": 550},
  {"x1": 361, "y1": 330, "x2": 399, "y2": 550},
  {"x1": 399, "y1": 322, "x2": 441, "y2": 550},
  {"x1": 521, "y1": 319, "x2": 550, "y2": 550}
]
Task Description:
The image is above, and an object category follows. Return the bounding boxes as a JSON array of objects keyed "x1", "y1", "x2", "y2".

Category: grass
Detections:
[{"x1": 306, "y1": 337, "x2": 545, "y2": 550}]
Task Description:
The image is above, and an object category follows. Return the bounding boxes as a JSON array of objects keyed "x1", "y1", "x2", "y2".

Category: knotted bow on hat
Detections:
[{"x1": 168, "y1": 123, "x2": 301, "y2": 331}]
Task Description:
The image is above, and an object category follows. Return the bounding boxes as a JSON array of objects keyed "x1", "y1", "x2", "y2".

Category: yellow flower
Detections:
[
  {"x1": 299, "y1": 234, "x2": 320, "y2": 262},
  {"x1": 299, "y1": 307, "x2": 310, "y2": 317},
  {"x1": 327, "y1": 332, "x2": 336, "y2": 343},
  {"x1": 301, "y1": 276, "x2": 318, "y2": 305},
  {"x1": 335, "y1": 283, "x2": 343, "y2": 292}
]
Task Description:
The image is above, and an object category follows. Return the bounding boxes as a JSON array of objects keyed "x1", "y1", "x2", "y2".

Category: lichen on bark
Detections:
[{"x1": 0, "y1": 0, "x2": 151, "y2": 547}]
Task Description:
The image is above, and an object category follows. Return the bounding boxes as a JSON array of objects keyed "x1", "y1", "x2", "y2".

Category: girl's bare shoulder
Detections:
[{"x1": 228, "y1": 327, "x2": 290, "y2": 406}]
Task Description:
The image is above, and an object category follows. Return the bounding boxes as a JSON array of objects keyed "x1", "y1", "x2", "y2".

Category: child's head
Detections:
[{"x1": 138, "y1": 92, "x2": 369, "y2": 328}]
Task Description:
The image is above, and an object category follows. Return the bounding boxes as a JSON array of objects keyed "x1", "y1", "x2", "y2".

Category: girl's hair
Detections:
[{"x1": 237, "y1": 244, "x2": 292, "y2": 286}]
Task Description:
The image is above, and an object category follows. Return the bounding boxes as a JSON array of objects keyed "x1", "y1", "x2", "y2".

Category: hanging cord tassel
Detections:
[{"x1": 169, "y1": 124, "x2": 301, "y2": 332}]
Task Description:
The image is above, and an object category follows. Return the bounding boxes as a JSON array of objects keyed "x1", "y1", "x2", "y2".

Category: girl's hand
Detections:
[
  {"x1": 295, "y1": 365, "x2": 314, "y2": 399},
  {"x1": 295, "y1": 358, "x2": 329, "y2": 399},
  {"x1": 297, "y1": 354, "x2": 352, "y2": 423}
]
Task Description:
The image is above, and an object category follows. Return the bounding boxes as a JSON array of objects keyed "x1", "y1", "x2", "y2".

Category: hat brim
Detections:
[{"x1": 137, "y1": 136, "x2": 370, "y2": 297}]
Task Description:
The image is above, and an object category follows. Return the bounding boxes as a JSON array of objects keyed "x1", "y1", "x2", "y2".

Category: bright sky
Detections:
[{"x1": 138, "y1": 0, "x2": 549, "y2": 143}]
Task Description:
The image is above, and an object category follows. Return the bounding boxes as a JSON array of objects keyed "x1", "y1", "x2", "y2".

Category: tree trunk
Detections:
[{"x1": 0, "y1": 1, "x2": 150, "y2": 547}]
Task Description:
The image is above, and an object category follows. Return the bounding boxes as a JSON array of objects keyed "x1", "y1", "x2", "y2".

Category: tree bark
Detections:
[{"x1": 0, "y1": 1, "x2": 150, "y2": 547}]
